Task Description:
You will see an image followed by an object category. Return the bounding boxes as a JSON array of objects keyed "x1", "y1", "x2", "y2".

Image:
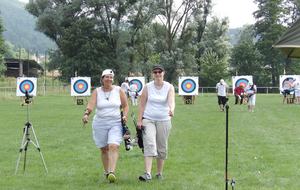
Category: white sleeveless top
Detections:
[
  {"x1": 94, "y1": 86, "x2": 121, "y2": 122},
  {"x1": 143, "y1": 81, "x2": 171, "y2": 121}
]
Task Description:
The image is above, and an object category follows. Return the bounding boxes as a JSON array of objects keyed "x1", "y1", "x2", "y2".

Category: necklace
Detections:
[{"x1": 102, "y1": 87, "x2": 112, "y2": 101}]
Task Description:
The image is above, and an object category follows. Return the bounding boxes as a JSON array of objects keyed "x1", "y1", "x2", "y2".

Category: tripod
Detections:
[
  {"x1": 15, "y1": 94, "x2": 48, "y2": 174},
  {"x1": 225, "y1": 102, "x2": 235, "y2": 190}
]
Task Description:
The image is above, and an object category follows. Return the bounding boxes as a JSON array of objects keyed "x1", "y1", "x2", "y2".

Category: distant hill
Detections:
[
  {"x1": 228, "y1": 28, "x2": 242, "y2": 46},
  {"x1": 0, "y1": 0, "x2": 56, "y2": 54}
]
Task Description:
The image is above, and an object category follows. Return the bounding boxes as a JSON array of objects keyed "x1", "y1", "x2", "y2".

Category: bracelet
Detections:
[{"x1": 84, "y1": 108, "x2": 92, "y2": 116}]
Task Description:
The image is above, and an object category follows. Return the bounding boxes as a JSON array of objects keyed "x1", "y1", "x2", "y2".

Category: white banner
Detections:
[
  {"x1": 128, "y1": 77, "x2": 145, "y2": 95},
  {"x1": 232, "y1": 75, "x2": 253, "y2": 94},
  {"x1": 16, "y1": 77, "x2": 37, "y2": 96},
  {"x1": 279, "y1": 75, "x2": 300, "y2": 93},
  {"x1": 178, "y1": 76, "x2": 199, "y2": 96},
  {"x1": 71, "y1": 77, "x2": 91, "y2": 96}
]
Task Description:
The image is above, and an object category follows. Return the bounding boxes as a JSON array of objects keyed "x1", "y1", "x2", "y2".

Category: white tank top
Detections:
[
  {"x1": 143, "y1": 81, "x2": 171, "y2": 121},
  {"x1": 94, "y1": 86, "x2": 121, "y2": 121}
]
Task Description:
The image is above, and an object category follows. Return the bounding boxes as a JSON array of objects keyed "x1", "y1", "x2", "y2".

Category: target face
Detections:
[
  {"x1": 16, "y1": 77, "x2": 37, "y2": 96},
  {"x1": 71, "y1": 77, "x2": 91, "y2": 96},
  {"x1": 128, "y1": 77, "x2": 145, "y2": 95},
  {"x1": 179, "y1": 77, "x2": 198, "y2": 95},
  {"x1": 279, "y1": 75, "x2": 300, "y2": 93},
  {"x1": 232, "y1": 76, "x2": 253, "y2": 94}
]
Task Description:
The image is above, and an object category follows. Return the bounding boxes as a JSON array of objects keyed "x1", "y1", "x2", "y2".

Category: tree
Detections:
[
  {"x1": 230, "y1": 25, "x2": 269, "y2": 85},
  {"x1": 0, "y1": 17, "x2": 6, "y2": 76},
  {"x1": 26, "y1": 0, "x2": 139, "y2": 84},
  {"x1": 153, "y1": 0, "x2": 212, "y2": 82},
  {"x1": 253, "y1": 0, "x2": 298, "y2": 86},
  {"x1": 197, "y1": 17, "x2": 231, "y2": 86}
]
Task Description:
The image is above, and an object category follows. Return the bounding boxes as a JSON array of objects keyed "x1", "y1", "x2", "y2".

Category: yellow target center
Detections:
[
  {"x1": 186, "y1": 83, "x2": 192, "y2": 89},
  {"x1": 24, "y1": 84, "x2": 30, "y2": 90},
  {"x1": 78, "y1": 84, "x2": 84, "y2": 89}
]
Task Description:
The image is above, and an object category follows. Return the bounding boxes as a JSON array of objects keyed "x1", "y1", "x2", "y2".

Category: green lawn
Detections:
[{"x1": 0, "y1": 94, "x2": 299, "y2": 190}]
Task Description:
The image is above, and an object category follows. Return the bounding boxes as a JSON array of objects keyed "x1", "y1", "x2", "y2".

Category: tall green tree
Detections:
[
  {"x1": 197, "y1": 17, "x2": 231, "y2": 86},
  {"x1": 0, "y1": 17, "x2": 6, "y2": 76},
  {"x1": 154, "y1": 0, "x2": 212, "y2": 82},
  {"x1": 26, "y1": 0, "x2": 138, "y2": 84},
  {"x1": 253, "y1": 0, "x2": 299, "y2": 86},
  {"x1": 230, "y1": 25, "x2": 268, "y2": 85}
]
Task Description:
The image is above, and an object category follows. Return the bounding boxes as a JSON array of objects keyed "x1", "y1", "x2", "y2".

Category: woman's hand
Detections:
[
  {"x1": 82, "y1": 114, "x2": 89, "y2": 125},
  {"x1": 122, "y1": 115, "x2": 128, "y2": 123},
  {"x1": 137, "y1": 120, "x2": 143, "y2": 129},
  {"x1": 169, "y1": 110, "x2": 174, "y2": 117}
]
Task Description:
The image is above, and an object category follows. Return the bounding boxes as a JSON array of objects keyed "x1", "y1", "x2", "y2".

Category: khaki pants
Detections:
[{"x1": 142, "y1": 119, "x2": 172, "y2": 159}]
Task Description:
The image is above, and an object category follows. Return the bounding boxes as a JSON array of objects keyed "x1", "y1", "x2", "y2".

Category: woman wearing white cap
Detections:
[
  {"x1": 82, "y1": 69, "x2": 129, "y2": 183},
  {"x1": 216, "y1": 79, "x2": 228, "y2": 111}
]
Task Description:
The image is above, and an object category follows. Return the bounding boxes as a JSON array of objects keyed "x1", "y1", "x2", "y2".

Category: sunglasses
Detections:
[{"x1": 153, "y1": 70, "x2": 163, "y2": 74}]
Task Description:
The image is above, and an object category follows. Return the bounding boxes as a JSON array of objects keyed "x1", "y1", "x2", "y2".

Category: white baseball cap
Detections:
[
  {"x1": 101, "y1": 69, "x2": 114, "y2": 77},
  {"x1": 220, "y1": 79, "x2": 225, "y2": 84}
]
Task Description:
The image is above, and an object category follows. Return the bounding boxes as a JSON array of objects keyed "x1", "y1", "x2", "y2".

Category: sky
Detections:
[
  {"x1": 212, "y1": 0, "x2": 258, "y2": 28},
  {"x1": 18, "y1": 0, "x2": 258, "y2": 28}
]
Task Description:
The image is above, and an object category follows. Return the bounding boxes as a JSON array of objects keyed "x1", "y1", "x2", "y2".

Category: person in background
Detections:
[
  {"x1": 82, "y1": 69, "x2": 129, "y2": 183},
  {"x1": 294, "y1": 82, "x2": 300, "y2": 104},
  {"x1": 281, "y1": 79, "x2": 295, "y2": 104},
  {"x1": 216, "y1": 79, "x2": 228, "y2": 111},
  {"x1": 129, "y1": 83, "x2": 138, "y2": 106},
  {"x1": 137, "y1": 65, "x2": 175, "y2": 182},
  {"x1": 234, "y1": 84, "x2": 245, "y2": 105},
  {"x1": 245, "y1": 82, "x2": 257, "y2": 112},
  {"x1": 121, "y1": 78, "x2": 130, "y2": 98}
]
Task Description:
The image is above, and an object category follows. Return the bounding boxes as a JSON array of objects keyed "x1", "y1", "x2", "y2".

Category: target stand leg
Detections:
[{"x1": 15, "y1": 122, "x2": 48, "y2": 174}]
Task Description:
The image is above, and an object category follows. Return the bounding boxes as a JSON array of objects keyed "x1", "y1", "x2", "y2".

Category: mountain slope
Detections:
[{"x1": 0, "y1": 0, "x2": 56, "y2": 53}]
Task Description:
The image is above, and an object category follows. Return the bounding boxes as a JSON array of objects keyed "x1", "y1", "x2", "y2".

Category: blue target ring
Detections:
[
  {"x1": 129, "y1": 79, "x2": 143, "y2": 93},
  {"x1": 181, "y1": 79, "x2": 196, "y2": 93},
  {"x1": 73, "y1": 79, "x2": 88, "y2": 94},
  {"x1": 235, "y1": 78, "x2": 249, "y2": 88},
  {"x1": 282, "y1": 77, "x2": 295, "y2": 88},
  {"x1": 19, "y1": 80, "x2": 34, "y2": 94}
]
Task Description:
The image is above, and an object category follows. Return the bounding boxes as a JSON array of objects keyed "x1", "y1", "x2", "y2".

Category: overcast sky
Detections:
[
  {"x1": 19, "y1": 0, "x2": 258, "y2": 28},
  {"x1": 212, "y1": 0, "x2": 257, "y2": 28}
]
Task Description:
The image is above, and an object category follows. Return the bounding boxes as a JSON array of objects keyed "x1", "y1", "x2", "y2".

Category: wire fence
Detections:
[{"x1": 0, "y1": 86, "x2": 281, "y2": 97}]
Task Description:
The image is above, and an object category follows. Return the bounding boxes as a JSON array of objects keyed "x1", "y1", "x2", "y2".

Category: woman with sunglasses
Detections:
[
  {"x1": 137, "y1": 65, "x2": 175, "y2": 181},
  {"x1": 82, "y1": 69, "x2": 129, "y2": 183}
]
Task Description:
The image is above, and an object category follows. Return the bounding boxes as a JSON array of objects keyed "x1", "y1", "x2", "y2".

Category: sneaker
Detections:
[
  {"x1": 139, "y1": 172, "x2": 152, "y2": 182},
  {"x1": 103, "y1": 171, "x2": 109, "y2": 179},
  {"x1": 155, "y1": 173, "x2": 163, "y2": 180},
  {"x1": 107, "y1": 172, "x2": 116, "y2": 183}
]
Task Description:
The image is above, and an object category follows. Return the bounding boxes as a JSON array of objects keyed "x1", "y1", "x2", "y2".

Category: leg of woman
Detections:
[
  {"x1": 108, "y1": 144, "x2": 119, "y2": 173},
  {"x1": 100, "y1": 146, "x2": 109, "y2": 174},
  {"x1": 144, "y1": 156, "x2": 153, "y2": 174},
  {"x1": 156, "y1": 120, "x2": 172, "y2": 177}
]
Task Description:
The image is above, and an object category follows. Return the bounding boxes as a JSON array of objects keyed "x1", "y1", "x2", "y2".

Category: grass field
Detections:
[{"x1": 0, "y1": 94, "x2": 300, "y2": 190}]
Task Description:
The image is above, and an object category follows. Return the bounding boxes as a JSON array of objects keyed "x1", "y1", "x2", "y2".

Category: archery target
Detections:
[
  {"x1": 71, "y1": 77, "x2": 91, "y2": 96},
  {"x1": 16, "y1": 77, "x2": 37, "y2": 96},
  {"x1": 128, "y1": 77, "x2": 145, "y2": 95},
  {"x1": 232, "y1": 76, "x2": 253, "y2": 94},
  {"x1": 178, "y1": 77, "x2": 198, "y2": 95},
  {"x1": 279, "y1": 75, "x2": 300, "y2": 93}
]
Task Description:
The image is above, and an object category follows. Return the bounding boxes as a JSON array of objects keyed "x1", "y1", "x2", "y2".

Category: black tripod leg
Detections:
[
  {"x1": 225, "y1": 104, "x2": 229, "y2": 190},
  {"x1": 23, "y1": 141, "x2": 29, "y2": 173}
]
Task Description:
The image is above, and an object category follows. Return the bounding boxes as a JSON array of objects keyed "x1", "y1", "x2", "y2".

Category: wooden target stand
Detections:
[
  {"x1": 183, "y1": 95, "x2": 195, "y2": 104},
  {"x1": 73, "y1": 96, "x2": 88, "y2": 105}
]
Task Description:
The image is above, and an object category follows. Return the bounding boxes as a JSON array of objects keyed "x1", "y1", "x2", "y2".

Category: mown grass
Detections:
[{"x1": 0, "y1": 94, "x2": 300, "y2": 190}]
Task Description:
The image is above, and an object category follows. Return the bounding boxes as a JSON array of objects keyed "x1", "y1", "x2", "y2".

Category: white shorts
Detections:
[
  {"x1": 248, "y1": 94, "x2": 256, "y2": 106},
  {"x1": 92, "y1": 118, "x2": 122, "y2": 148}
]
